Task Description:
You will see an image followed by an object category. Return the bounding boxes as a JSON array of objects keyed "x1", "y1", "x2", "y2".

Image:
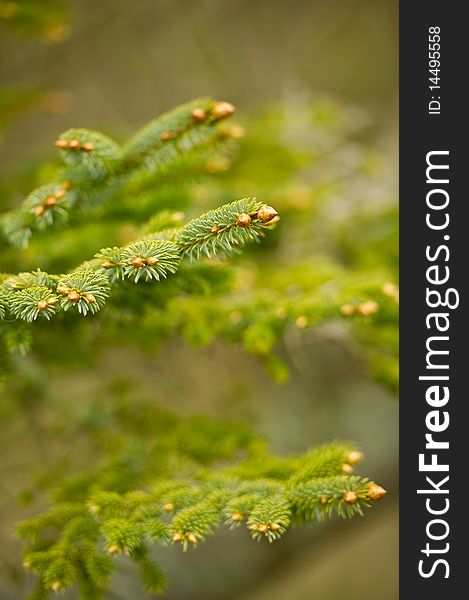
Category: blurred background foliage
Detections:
[{"x1": 0, "y1": 1, "x2": 397, "y2": 599}]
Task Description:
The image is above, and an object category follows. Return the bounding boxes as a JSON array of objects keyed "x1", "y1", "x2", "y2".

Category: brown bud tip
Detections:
[
  {"x1": 55, "y1": 189, "x2": 66, "y2": 200},
  {"x1": 192, "y1": 107, "x2": 206, "y2": 122},
  {"x1": 270, "y1": 522, "x2": 281, "y2": 531},
  {"x1": 68, "y1": 290, "x2": 80, "y2": 302},
  {"x1": 211, "y1": 225, "x2": 221, "y2": 233},
  {"x1": 367, "y1": 483, "x2": 387, "y2": 502},
  {"x1": 320, "y1": 496, "x2": 329, "y2": 505},
  {"x1": 106, "y1": 544, "x2": 119, "y2": 554},
  {"x1": 236, "y1": 212, "x2": 252, "y2": 227},
  {"x1": 51, "y1": 581, "x2": 61, "y2": 592},
  {"x1": 231, "y1": 512, "x2": 243, "y2": 522},
  {"x1": 56, "y1": 285, "x2": 70, "y2": 295},
  {"x1": 68, "y1": 139, "x2": 81, "y2": 150},
  {"x1": 343, "y1": 491, "x2": 358, "y2": 505},
  {"x1": 45, "y1": 196, "x2": 58, "y2": 207},
  {"x1": 37, "y1": 299, "x2": 49, "y2": 311},
  {"x1": 257, "y1": 524, "x2": 268, "y2": 533},
  {"x1": 34, "y1": 205, "x2": 45, "y2": 216},
  {"x1": 101, "y1": 260, "x2": 113, "y2": 269},
  {"x1": 82, "y1": 142, "x2": 95, "y2": 152},
  {"x1": 347, "y1": 450, "x2": 364, "y2": 465},
  {"x1": 131, "y1": 256, "x2": 145, "y2": 269},
  {"x1": 172, "y1": 532, "x2": 183, "y2": 542},
  {"x1": 61, "y1": 180, "x2": 72, "y2": 190},
  {"x1": 358, "y1": 300, "x2": 379, "y2": 316},
  {"x1": 160, "y1": 131, "x2": 172, "y2": 141},
  {"x1": 85, "y1": 293, "x2": 96, "y2": 303},
  {"x1": 212, "y1": 101, "x2": 236, "y2": 121},
  {"x1": 187, "y1": 533, "x2": 198, "y2": 544},
  {"x1": 295, "y1": 315, "x2": 308, "y2": 329},
  {"x1": 54, "y1": 139, "x2": 68, "y2": 149},
  {"x1": 256, "y1": 204, "x2": 278, "y2": 223},
  {"x1": 342, "y1": 463, "x2": 354, "y2": 474},
  {"x1": 162, "y1": 503, "x2": 174, "y2": 512},
  {"x1": 145, "y1": 256, "x2": 159, "y2": 266},
  {"x1": 340, "y1": 303, "x2": 356, "y2": 316}
]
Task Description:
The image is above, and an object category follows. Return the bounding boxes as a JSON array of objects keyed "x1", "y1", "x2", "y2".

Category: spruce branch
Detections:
[
  {"x1": 0, "y1": 199, "x2": 278, "y2": 323},
  {"x1": 17, "y1": 436, "x2": 386, "y2": 597},
  {"x1": 123, "y1": 98, "x2": 234, "y2": 165},
  {"x1": 1, "y1": 98, "x2": 238, "y2": 248},
  {"x1": 54, "y1": 128, "x2": 122, "y2": 180},
  {"x1": 176, "y1": 198, "x2": 278, "y2": 259},
  {"x1": 1, "y1": 97, "x2": 396, "y2": 600}
]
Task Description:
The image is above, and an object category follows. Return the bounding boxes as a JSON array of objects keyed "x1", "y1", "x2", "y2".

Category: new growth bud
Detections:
[
  {"x1": 187, "y1": 533, "x2": 198, "y2": 544},
  {"x1": 211, "y1": 101, "x2": 236, "y2": 121},
  {"x1": 256, "y1": 205, "x2": 278, "y2": 223},
  {"x1": 340, "y1": 303, "x2": 356, "y2": 316},
  {"x1": 131, "y1": 256, "x2": 145, "y2": 269},
  {"x1": 231, "y1": 512, "x2": 243, "y2": 522},
  {"x1": 343, "y1": 491, "x2": 358, "y2": 504},
  {"x1": 236, "y1": 213, "x2": 252, "y2": 227},
  {"x1": 191, "y1": 108, "x2": 206, "y2": 122},
  {"x1": 347, "y1": 450, "x2": 364, "y2": 465},
  {"x1": 37, "y1": 299, "x2": 49, "y2": 311},
  {"x1": 367, "y1": 483, "x2": 387, "y2": 501},
  {"x1": 358, "y1": 301, "x2": 379, "y2": 316}
]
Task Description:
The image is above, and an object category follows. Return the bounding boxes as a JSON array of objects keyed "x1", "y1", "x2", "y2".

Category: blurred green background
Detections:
[{"x1": 0, "y1": 1, "x2": 398, "y2": 599}]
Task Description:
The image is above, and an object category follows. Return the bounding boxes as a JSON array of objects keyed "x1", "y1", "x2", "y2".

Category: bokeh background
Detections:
[{"x1": 0, "y1": 1, "x2": 398, "y2": 599}]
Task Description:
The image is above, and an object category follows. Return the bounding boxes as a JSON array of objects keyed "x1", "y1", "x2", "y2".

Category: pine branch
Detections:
[
  {"x1": 0, "y1": 199, "x2": 278, "y2": 323},
  {"x1": 17, "y1": 437, "x2": 386, "y2": 597},
  {"x1": 0, "y1": 98, "x2": 238, "y2": 248},
  {"x1": 176, "y1": 198, "x2": 278, "y2": 259},
  {"x1": 1, "y1": 97, "x2": 396, "y2": 600},
  {"x1": 123, "y1": 98, "x2": 234, "y2": 165}
]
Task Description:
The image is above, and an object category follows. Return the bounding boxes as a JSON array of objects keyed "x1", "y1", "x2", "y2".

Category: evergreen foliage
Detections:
[
  {"x1": 18, "y1": 431, "x2": 384, "y2": 598},
  {"x1": 0, "y1": 97, "x2": 396, "y2": 597}
]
